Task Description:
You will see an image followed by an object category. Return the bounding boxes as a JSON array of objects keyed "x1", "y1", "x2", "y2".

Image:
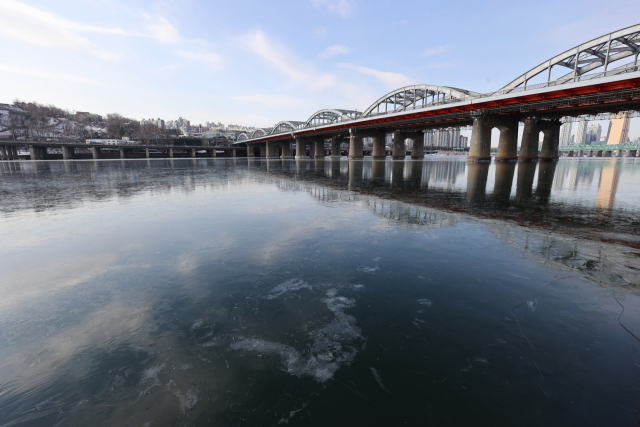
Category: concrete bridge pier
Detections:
[
  {"x1": 568, "y1": 151, "x2": 574, "y2": 157},
  {"x1": 493, "y1": 162, "x2": 516, "y2": 200},
  {"x1": 604, "y1": 150, "x2": 612, "y2": 157},
  {"x1": 314, "y1": 139, "x2": 325, "y2": 158},
  {"x1": 169, "y1": 148, "x2": 174, "y2": 158},
  {"x1": 411, "y1": 134, "x2": 425, "y2": 159},
  {"x1": 539, "y1": 120, "x2": 561, "y2": 161},
  {"x1": 191, "y1": 149, "x2": 197, "y2": 157},
  {"x1": 210, "y1": 148, "x2": 217, "y2": 157},
  {"x1": 266, "y1": 141, "x2": 279, "y2": 158},
  {"x1": 615, "y1": 150, "x2": 623, "y2": 157},
  {"x1": 92, "y1": 147, "x2": 102, "y2": 159},
  {"x1": 329, "y1": 137, "x2": 341, "y2": 158},
  {"x1": 596, "y1": 151, "x2": 603, "y2": 157},
  {"x1": 295, "y1": 138, "x2": 307, "y2": 159},
  {"x1": 577, "y1": 150, "x2": 584, "y2": 157},
  {"x1": 391, "y1": 131, "x2": 406, "y2": 159},
  {"x1": 518, "y1": 117, "x2": 540, "y2": 162},
  {"x1": 11, "y1": 146, "x2": 18, "y2": 159},
  {"x1": 626, "y1": 150, "x2": 637, "y2": 157},
  {"x1": 348, "y1": 129, "x2": 363, "y2": 159},
  {"x1": 145, "y1": 148, "x2": 150, "y2": 158},
  {"x1": 466, "y1": 162, "x2": 490, "y2": 201},
  {"x1": 588, "y1": 151, "x2": 594, "y2": 157},
  {"x1": 1, "y1": 146, "x2": 10, "y2": 160},
  {"x1": 280, "y1": 143, "x2": 292, "y2": 158},
  {"x1": 29, "y1": 145, "x2": 46, "y2": 160},
  {"x1": 371, "y1": 132, "x2": 387, "y2": 159},
  {"x1": 62, "y1": 146, "x2": 75, "y2": 160},
  {"x1": 467, "y1": 115, "x2": 491, "y2": 162},
  {"x1": 493, "y1": 117, "x2": 519, "y2": 162},
  {"x1": 119, "y1": 147, "x2": 126, "y2": 159}
]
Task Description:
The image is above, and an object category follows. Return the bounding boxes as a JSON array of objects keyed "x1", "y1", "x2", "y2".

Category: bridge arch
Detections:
[
  {"x1": 237, "y1": 133, "x2": 250, "y2": 141},
  {"x1": 361, "y1": 85, "x2": 480, "y2": 117},
  {"x1": 270, "y1": 121, "x2": 305, "y2": 135},
  {"x1": 499, "y1": 23, "x2": 640, "y2": 92},
  {"x1": 304, "y1": 109, "x2": 362, "y2": 128},
  {"x1": 251, "y1": 128, "x2": 271, "y2": 138}
]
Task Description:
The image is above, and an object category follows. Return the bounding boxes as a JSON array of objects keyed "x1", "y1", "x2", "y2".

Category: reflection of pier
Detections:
[{"x1": 595, "y1": 161, "x2": 622, "y2": 210}]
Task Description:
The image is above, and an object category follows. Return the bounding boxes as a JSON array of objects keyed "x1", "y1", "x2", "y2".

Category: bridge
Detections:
[
  {"x1": 236, "y1": 24, "x2": 640, "y2": 162},
  {"x1": 0, "y1": 141, "x2": 247, "y2": 161}
]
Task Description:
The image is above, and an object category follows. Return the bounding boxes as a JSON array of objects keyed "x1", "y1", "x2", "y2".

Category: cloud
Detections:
[
  {"x1": 0, "y1": 0, "x2": 139, "y2": 49},
  {"x1": 314, "y1": 26, "x2": 326, "y2": 37},
  {"x1": 175, "y1": 51, "x2": 224, "y2": 70},
  {"x1": 92, "y1": 50, "x2": 122, "y2": 62},
  {"x1": 0, "y1": 64, "x2": 95, "y2": 84},
  {"x1": 321, "y1": 44, "x2": 351, "y2": 58},
  {"x1": 422, "y1": 61, "x2": 455, "y2": 69},
  {"x1": 339, "y1": 64, "x2": 417, "y2": 89},
  {"x1": 143, "y1": 14, "x2": 180, "y2": 43},
  {"x1": 420, "y1": 46, "x2": 449, "y2": 57},
  {"x1": 310, "y1": 0, "x2": 354, "y2": 17}
]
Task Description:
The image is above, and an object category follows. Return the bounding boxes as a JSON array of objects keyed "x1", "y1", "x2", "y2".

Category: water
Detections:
[{"x1": 1, "y1": 157, "x2": 640, "y2": 426}]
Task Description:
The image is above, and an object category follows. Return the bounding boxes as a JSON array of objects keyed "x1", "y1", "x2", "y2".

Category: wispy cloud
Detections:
[
  {"x1": 420, "y1": 46, "x2": 449, "y2": 57},
  {"x1": 175, "y1": 50, "x2": 224, "y2": 70},
  {"x1": 422, "y1": 61, "x2": 455, "y2": 69},
  {"x1": 314, "y1": 26, "x2": 327, "y2": 37},
  {"x1": 143, "y1": 14, "x2": 180, "y2": 43},
  {"x1": 320, "y1": 44, "x2": 351, "y2": 58},
  {"x1": 339, "y1": 64, "x2": 417, "y2": 89},
  {"x1": 0, "y1": 64, "x2": 95, "y2": 84},
  {"x1": 310, "y1": 0, "x2": 355, "y2": 18}
]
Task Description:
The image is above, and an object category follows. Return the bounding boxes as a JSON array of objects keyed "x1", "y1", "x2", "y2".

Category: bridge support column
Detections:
[
  {"x1": 348, "y1": 129, "x2": 363, "y2": 159},
  {"x1": 468, "y1": 115, "x2": 491, "y2": 162},
  {"x1": 329, "y1": 137, "x2": 341, "y2": 158},
  {"x1": 568, "y1": 151, "x2": 574, "y2": 157},
  {"x1": 604, "y1": 150, "x2": 612, "y2": 157},
  {"x1": 91, "y1": 147, "x2": 102, "y2": 159},
  {"x1": 494, "y1": 117, "x2": 519, "y2": 161},
  {"x1": 29, "y1": 145, "x2": 46, "y2": 160},
  {"x1": 411, "y1": 134, "x2": 424, "y2": 159},
  {"x1": 145, "y1": 148, "x2": 150, "y2": 158},
  {"x1": 266, "y1": 141, "x2": 278, "y2": 158},
  {"x1": 281, "y1": 143, "x2": 291, "y2": 158},
  {"x1": 1, "y1": 146, "x2": 9, "y2": 160},
  {"x1": 232, "y1": 149, "x2": 237, "y2": 157},
  {"x1": 295, "y1": 138, "x2": 307, "y2": 159},
  {"x1": 518, "y1": 117, "x2": 539, "y2": 162},
  {"x1": 588, "y1": 150, "x2": 594, "y2": 157},
  {"x1": 119, "y1": 147, "x2": 126, "y2": 159},
  {"x1": 391, "y1": 131, "x2": 406, "y2": 159},
  {"x1": 169, "y1": 148, "x2": 174, "y2": 158},
  {"x1": 191, "y1": 148, "x2": 196, "y2": 157},
  {"x1": 62, "y1": 146, "x2": 75, "y2": 160},
  {"x1": 314, "y1": 139, "x2": 325, "y2": 158},
  {"x1": 539, "y1": 121, "x2": 561, "y2": 161},
  {"x1": 626, "y1": 149, "x2": 637, "y2": 157},
  {"x1": 596, "y1": 151, "x2": 603, "y2": 157},
  {"x1": 12, "y1": 146, "x2": 19, "y2": 159},
  {"x1": 371, "y1": 132, "x2": 386, "y2": 159},
  {"x1": 577, "y1": 150, "x2": 584, "y2": 157},
  {"x1": 615, "y1": 150, "x2": 623, "y2": 157},
  {"x1": 246, "y1": 145, "x2": 254, "y2": 157},
  {"x1": 211, "y1": 148, "x2": 217, "y2": 158}
]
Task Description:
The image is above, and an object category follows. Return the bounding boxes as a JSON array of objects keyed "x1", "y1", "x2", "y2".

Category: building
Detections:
[
  {"x1": 573, "y1": 117, "x2": 588, "y2": 145},
  {"x1": 459, "y1": 135, "x2": 469, "y2": 148},
  {"x1": 585, "y1": 123, "x2": 602, "y2": 144},
  {"x1": 606, "y1": 112, "x2": 631, "y2": 145},
  {"x1": 559, "y1": 122, "x2": 573, "y2": 145}
]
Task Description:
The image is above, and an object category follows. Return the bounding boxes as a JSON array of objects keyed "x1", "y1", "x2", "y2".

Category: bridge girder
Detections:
[{"x1": 304, "y1": 109, "x2": 362, "y2": 128}]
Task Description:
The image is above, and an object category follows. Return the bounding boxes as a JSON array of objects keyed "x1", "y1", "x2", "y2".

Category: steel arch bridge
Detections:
[{"x1": 237, "y1": 23, "x2": 640, "y2": 145}]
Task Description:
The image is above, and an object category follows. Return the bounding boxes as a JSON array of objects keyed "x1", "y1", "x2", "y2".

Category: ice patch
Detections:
[
  {"x1": 526, "y1": 299, "x2": 538, "y2": 312},
  {"x1": 174, "y1": 388, "x2": 198, "y2": 415},
  {"x1": 232, "y1": 288, "x2": 363, "y2": 383},
  {"x1": 139, "y1": 363, "x2": 164, "y2": 395},
  {"x1": 200, "y1": 336, "x2": 223, "y2": 347},
  {"x1": 417, "y1": 299, "x2": 433, "y2": 307},
  {"x1": 278, "y1": 408, "x2": 302, "y2": 425},
  {"x1": 358, "y1": 266, "x2": 379, "y2": 273},
  {"x1": 267, "y1": 279, "x2": 312, "y2": 299},
  {"x1": 190, "y1": 320, "x2": 203, "y2": 329}
]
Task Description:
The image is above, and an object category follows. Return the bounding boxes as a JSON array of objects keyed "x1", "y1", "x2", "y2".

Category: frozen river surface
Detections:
[{"x1": 1, "y1": 157, "x2": 640, "y2": 426}]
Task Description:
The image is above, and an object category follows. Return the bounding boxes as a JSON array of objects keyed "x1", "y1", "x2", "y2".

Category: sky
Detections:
[{"x1": 0, "y1": 0, "x2": 638, "y2": 139}]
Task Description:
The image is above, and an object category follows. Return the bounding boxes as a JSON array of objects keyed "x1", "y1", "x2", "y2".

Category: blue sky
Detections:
[{"x1": 0, "y1": 0, "x2": 638, "y2": 136}]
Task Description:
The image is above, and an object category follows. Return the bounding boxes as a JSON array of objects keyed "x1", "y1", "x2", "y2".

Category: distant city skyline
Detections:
[{"x1": 0, "y1": 0, "x2": 638, "y2": 140}]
